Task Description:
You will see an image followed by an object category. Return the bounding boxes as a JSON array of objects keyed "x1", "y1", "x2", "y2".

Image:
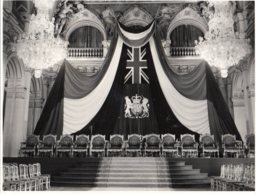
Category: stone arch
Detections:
[
  {"x1": 232, "y1": 71, "x2": 244, "y2": 99},
  {"x1": 119, "y1": 5, "x2": 154, "y2": 27},
  {"x1": 6, "y1": 53, "x2": 25, "y2": 82},
  {"x1": 166, "y1": 7, "x2": 208, "y2": 41},
  {"x1": 63, "y1": 8, "x2": 107, "y2": 41}
]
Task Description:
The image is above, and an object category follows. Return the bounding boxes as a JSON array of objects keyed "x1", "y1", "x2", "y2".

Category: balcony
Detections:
[
  {"x1": 170, "y1": 47, "x2": 199, "y2": 57},
  {"x1": 68, "y1": 47, "x2": 104, "y2": 58}
]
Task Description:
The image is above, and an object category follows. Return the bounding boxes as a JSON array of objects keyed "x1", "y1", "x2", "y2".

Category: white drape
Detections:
[
  {"x1": 118, "y1": 22, "x2": 154, "y2": 40},
  {"x1": 63, "y1": 37, "x2": 124, "y2": 134},
  {"x1": 149, "y1": 37, "x2": 210, "y2": 135}
]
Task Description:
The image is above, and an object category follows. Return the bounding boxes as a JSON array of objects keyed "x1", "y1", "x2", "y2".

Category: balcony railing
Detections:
[
  {"x1": 170, "y1": 47, "x2": 199, "y2": 57},
  {"x1": 68, "y1": 48, "x2": 103, "y2": 58}
]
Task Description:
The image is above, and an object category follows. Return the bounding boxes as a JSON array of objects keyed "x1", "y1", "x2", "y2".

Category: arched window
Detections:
[
  {"x1": 68, "y1": 26, "x2": 104, "y2": 48},
  {"x1": 170, "y1": 25, "x2": 204, "y2": 47}
]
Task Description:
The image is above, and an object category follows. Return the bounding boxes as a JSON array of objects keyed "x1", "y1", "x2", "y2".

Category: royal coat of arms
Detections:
[{"x1": 124, "y1": 94, "x2": 150, "y2": 118}]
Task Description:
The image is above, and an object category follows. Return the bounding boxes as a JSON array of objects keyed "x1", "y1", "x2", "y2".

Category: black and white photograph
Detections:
[{"x1": 1, "y1": 0, "x2": 255, "y2": 192}]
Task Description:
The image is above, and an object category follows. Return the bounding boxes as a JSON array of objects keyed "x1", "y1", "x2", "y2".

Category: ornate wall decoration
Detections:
[
  {"x1": 167, "y1": 7, "x2": 208, "y2": 40},
  {"x1": 119, "y1": 5, "x2": 153, "y2": 27}
]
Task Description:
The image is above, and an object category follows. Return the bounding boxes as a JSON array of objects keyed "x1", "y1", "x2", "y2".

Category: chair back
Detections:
[
  {"x1": 245, "y1": 134, "x2": 255, "y2": 149},
  {"x1": 59, "y1": 134, "x2": 73, "y2": 147},
  {"x1": 222, "y1": 134, "x2": 236, "y2": 147},
  {"x1": 200, "y1": 134, "x2": 215, "y2": 147},
  {"x1": 110, "y1": 134, "x2": 123, "y2": 149},
  {"x1": 29, "y1": 164, "x2": 36, "y2": 178},
  {"x1": 162, "y1": 134, "x2": 176, "y2": 147},
  {"x1": 43, "y1": 134, "x2": 57, "y2": 147},
  {"x1": 26, "y1": 135, "x2": 39, "y2": 147},
  {"x1": 75, "y1": 134, "x2": 89, "y2": 147},
  {"x1": 3, "y1": 164, "x2": 10, "y2": 182},
  {"x1": 91, "y1": 134, "x2": 106, "y2": 149},
  {"x1": 145, "y1": 134, "x2": 161, "y2": 147},
  {"x1": 9, "y1": 164, "x2": 19, "y2": 181},
  {"x1": 19, "y1": 164, "x2": 30, "y2": 180},
  {"x1": 181, "y1": 134, "x2": 195, "y2": 146},
  {"x1": 128, "y1": 134, "x2": 141, "y2": 149}
]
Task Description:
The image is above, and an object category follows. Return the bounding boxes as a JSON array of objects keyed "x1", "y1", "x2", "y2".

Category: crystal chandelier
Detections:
[
  {"x1": 14, "y1": 0, "x2": 68, "y2": 78},
  {"x1": 195, "y1": 1, "x2": 251, "y2": 77}
]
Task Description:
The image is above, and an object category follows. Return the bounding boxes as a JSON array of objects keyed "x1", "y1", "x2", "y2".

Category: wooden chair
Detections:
[
  {"x1": 162, "y1": 133, "x2": 179, "y2": 157},
  {"x1": 19, "y1": 164, "x2": 37, "y2": 191},
  {"x1": 200, "y1": 134, "x2": 219, "y2": 157},
  {"x1": 107, "y1": 134, "x2": 124, "y2": 157},
  {"x1": 125, "y1": 134, "x2": 142, "y2": 156},
  {"x1": 144, "y1": 134, "x2": 161, "y2": 157},
  {"x1": 19, "y1": 135, "x2": 39, "y2": 157},
  {"x1": 73, "y1": 134, "x2": 90, "y2": 157},
  {"x1": 222, "y1": 134, "x2": 243, "y2": 158},
  {"x1": 245, "y1": 134, "x2": 254, "y2": 158},
  {"x1": 90, "y1": 134, "x2": 106, "y2": 157},
  {"x1": 28, "y1": 164, "x2": 43, "y2": 190},
  {"x1": 33, "y1": 163, "x2": 50, "y2": 190},
  {"x1": 56, "y1": 134, "x2": 73, "y2": 157},
  {"x1": 181, "y1": 134, "x2": 198, "y2": 158},
  {"x1": 3, "y1": 163, "x2": 19, "y2": 191},
  {"x1": 38, "y1": 134, "x2": 57, "y2": 157}
]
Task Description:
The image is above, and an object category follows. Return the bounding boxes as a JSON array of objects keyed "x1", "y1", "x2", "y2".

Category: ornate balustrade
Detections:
[
  {"x1": 170, "y1": 47, "x2": 199, "y2": 57},
  {"x1": 68, "y1": 48, "x2": 104, "y2": 58}
]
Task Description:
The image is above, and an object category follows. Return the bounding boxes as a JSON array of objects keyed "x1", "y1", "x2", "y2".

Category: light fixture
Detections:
[
  {"x1": 195, "y1": 1, "x2": 251, "y2": 78},
  {"x1": 14, "y1": 0, "x2": 68, "y2": 78}
]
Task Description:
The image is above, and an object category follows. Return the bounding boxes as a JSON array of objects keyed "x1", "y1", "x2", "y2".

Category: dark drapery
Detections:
[
  {"x1": 170, "y1": 25, "x2": 204, "y2": 47},
  {"x1": 65, "y1": 35, "x2": 118, "y2": 99},
  {"x1": 68, "y1": 26, "x2": 103, "y2": 48},
  {"x1": 34, "y1": 65, "x2": 65, "y2": 138}
]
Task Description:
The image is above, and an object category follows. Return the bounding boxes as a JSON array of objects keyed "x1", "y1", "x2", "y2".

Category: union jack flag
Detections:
[{"x1": 124, "y1": 47, "x2": 149, "y2": 84}]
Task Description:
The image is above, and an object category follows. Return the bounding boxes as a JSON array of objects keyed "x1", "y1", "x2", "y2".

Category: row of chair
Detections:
[
  {"x1": 20, "y1": 133, "x2": 255, "y2": 158},
  {"x1": 3, "y1": 163, "x2": 50, "y2": 191}
]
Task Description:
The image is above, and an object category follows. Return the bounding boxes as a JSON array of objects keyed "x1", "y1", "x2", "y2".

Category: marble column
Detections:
[{"x1": 3, "y1": 72, "x2": 32, "y2": 157}]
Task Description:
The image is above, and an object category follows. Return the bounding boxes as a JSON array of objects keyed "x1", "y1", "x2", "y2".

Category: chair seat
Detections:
[
  {"x1": 109, "y1": 146, "x2": 122, "y2": 149},
  {"x1": 57, "y1": 146, "x2": 72, "y2": 150},
  {"x1": 74, "y1": 146, "x2": 87, "y2": 149},
  {"x1": 146, "y1": 146, "x2": 160, "y2": 150},
  {"x1": 163, "y1": 146, "x2": 177, "y2": 149},
  {"x1": 225, "y1": 146, "x2": 240, "y2": 150},
  {"x1": 92, "y1": 146, "x2": 104, "y2": 150},
  {"x1": 183, "y1": 146, "x2": 197, "y2": 150},
  {"x1": 20, "y1": 147, "x2": 35, "y2": 150},
  {"x1": 204, "y1": 146, "x2": 218, "y2": 150},
  {"x1": 38, "y1": 147, "x2": 52, "y2": 150}
]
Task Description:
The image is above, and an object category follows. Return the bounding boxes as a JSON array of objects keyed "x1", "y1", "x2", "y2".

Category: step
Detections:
[
  {"x1": 68, "y1": 165, "x2": 193, "y2": 171},
  {"x1": 51, "y1": 180, "x2": 211, "y2": 188},
  {"x1": 52, "y1": 176, "x2": 209, "y2": 183},
  {"x1": 75, "y1": 165, "x2": 188, "y2": 169},
  {"x1": 63, "y1": 168, "x2": 200, "y2": 174},
  {"x1": 59, "y1": 172, "x2": 207, "y2": 178}
]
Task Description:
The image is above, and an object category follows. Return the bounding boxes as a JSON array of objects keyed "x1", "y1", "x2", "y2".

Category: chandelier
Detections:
[
  {"x1": 195, "y1": 1, "x2": 251, "y2": 77},
  {"x1": 14, "y1": 0, "x2": 68, "y2": 78}
]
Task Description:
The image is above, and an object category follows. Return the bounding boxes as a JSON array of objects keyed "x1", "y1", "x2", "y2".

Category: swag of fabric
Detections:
[{"x1": 34, "y1": 22, "x2": 241, "y2": 145}]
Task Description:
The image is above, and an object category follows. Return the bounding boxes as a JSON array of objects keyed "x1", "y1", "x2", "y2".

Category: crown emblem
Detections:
[{"x1": 124, "y1": 94, "x2": 150, "y2": 119}]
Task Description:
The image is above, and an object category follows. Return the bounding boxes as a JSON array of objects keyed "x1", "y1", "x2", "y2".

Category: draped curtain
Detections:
[
  {"x1": 68, "y1": 26, "x2": 103, "y2": 48},
  {"x1": 170, "y1": 25, "x2": 204, "y2": 47}
]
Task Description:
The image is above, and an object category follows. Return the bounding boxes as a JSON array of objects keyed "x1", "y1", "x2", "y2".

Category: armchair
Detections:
[
  {"x1": 181, "y1": 134, "x2": 198, "y2": 158},
  {"x1": 73, "y1": 134, "x2": 90, "y2": 157},
  {"x1": 38, "y1": 134, "x2": 57, "y2": 157},
  {"x1": 90, "y1": 134, "x2": 106, "y2": 157},
  {"x1": 245, "y1": 134, "x2": 254, "y2": 158},
  {"x1": 107, "y1": 134, "x2": 124, "y2": 157},
  {"x1": 162, "y1": 133, "x2": 179, "y2": 157},
  {"x1": 19, "y1": 135, "x2": 39, "y2": 157},
  {"x1": 144, "y1": 134, "x2": 161, "y2": 157},
  {"x1": 200, "y1": 134, "x2": 219, "y2": 157},
  {"x1": 222, "y1": 134, "x2": 243, "y2": 158},
  {"x1": 125, "y1": 134, "x2": 142, "y2": 156},
  {"x1": 56, "y1": 134, "x2": 73, "y2": 157}
]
